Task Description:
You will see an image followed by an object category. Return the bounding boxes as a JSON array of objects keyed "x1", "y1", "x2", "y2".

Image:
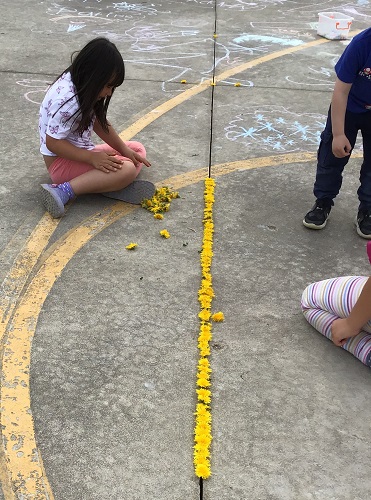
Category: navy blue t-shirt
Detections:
[{"x1": 335, "y1": 28, "x2": 371, "y2": 113}]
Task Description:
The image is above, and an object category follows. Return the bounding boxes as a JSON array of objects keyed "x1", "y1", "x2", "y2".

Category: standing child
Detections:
[
  {"x1": 39, "y1": 37, "x2": 153, "y2": 218},
  {"x1": 301, "y1": 241, "x2": 371, "y2": 367},
  {"x1": 303, "y1": 28, "x2": 371, "y2": 239}
]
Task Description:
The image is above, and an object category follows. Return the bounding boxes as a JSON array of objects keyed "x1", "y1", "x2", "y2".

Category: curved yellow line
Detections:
[{"x1": 0, "y1": 216, "x2": 60, "y2": 338}]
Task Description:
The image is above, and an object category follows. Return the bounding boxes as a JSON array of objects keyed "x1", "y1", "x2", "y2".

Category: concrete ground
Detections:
[{"x1": 1, "y1": 0, "x2": 371, "y2": 499}]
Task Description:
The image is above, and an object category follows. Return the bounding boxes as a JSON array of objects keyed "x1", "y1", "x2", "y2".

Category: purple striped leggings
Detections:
[{"x1": 301, "y1": 276, "x2": 371, "y2": 367}]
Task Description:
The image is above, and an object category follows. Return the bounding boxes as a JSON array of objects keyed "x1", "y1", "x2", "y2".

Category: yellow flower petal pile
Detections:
[
  {"x1": 141, "y1": 186, "x2": 179, "y2": 217},
  {"x1": 194, "y1": 177, "x2": 216, "y2": 479}
]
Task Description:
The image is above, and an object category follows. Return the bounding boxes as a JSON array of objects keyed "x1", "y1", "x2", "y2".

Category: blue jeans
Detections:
[{"x1": 314, "y1": 107, "x2": 371, "y2": 210}]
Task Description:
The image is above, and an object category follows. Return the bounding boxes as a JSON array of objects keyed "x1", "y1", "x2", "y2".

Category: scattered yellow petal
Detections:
[
  {"x1": 125, "y1": 243, "x2": 138, "y2": 250},
  {"x1": 154, "y1": 213, "x2": 164, "y2": 220},
  {"x1": 181, "y1": 79, "x2": 187, "y2": 84},
  {"x1": 211, "y1": 311, "x2": 224, "y2": 322},
  {"x1": 213, "y1": 34, "x2": 218, "y2": 38},
  {"x1": 234, "y1": 82, "x2": 241, "y2": 87},
  {"x1": 160, "y1": 229, "x2": 170, "y2": 239},
  {"x1": 210, "y1": 82, "x2": 216, "y2": 86}
]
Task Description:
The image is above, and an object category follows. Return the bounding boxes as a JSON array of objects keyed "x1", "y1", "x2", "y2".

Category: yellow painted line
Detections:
[
  {"x1": 0, "y1": 215, "x2": 60, "y2": 338},
  {"x1": 119, "y1": 37, "x2": 333, "y2": 141},
  {"x1": 160, "y1": 152, "x2": 317, "y2": 189},
  {"x1": 0, "y1": 216, "x2": 61, "y2": 496}
]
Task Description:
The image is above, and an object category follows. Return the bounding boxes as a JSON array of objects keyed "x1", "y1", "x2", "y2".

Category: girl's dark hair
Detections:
[{"x1": 56, "y1": 37, "x2": 125, "y2": 135}]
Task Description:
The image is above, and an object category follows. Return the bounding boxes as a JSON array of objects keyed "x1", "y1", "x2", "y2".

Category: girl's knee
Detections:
[{"x1": 118, "y1": 161, "x2": 137, "y2": 183}]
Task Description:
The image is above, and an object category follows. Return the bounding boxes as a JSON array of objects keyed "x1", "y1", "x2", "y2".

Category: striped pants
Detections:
[{"x1": 301, "y1": 276, "x2": 371, "y2": 367}]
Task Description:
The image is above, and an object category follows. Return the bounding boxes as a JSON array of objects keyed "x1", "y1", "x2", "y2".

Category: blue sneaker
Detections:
[{"x1": 41, "y1": 184, "x2": 67, "y2": 218}]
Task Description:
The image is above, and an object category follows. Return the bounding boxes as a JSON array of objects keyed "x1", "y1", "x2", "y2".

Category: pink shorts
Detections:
[{"x1": 47, "y1": 141, "x2": 146, "y2": 184}]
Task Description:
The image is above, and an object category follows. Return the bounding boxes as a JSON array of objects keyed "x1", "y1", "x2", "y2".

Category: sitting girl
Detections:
[
  {"x1": 301, "y1": 241, "x2": 371, "y2": 367},
  {"x1": 39, "y1": 37, "x2": 153, "y2": 218}
]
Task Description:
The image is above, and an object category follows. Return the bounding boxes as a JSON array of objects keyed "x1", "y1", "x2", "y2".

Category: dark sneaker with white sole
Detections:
[
  {"x1": 303, "y1": 199, "x2": 332, "y2": 229},
  {"x1": 356, "y1": 209, "x2": 371, "y2": 239},
  {"x1": 102, "y1": 180, "x2": 156, "y2": 204}
]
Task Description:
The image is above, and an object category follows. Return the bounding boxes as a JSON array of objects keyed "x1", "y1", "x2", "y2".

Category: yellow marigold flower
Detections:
[
  {"x1": 198, "y1": 309, "x2": 211, "y2": 321},
  {"x1": 195, "y1": 463, "x2": 211, "y2": 479},
  {"x1": 154, "y1": 213, "x2": 164, "y2": 220},
  {"x1": 211, "y1": 311, "x2": 224, "y2": 322},
  {"x1": 196, "y1": 388, "x2": 211, "y2": 404},
  {"x1": 125, "y1": 243, "x2": 138, "y2": 250},
  {"x1": 198, "y1": 370, "x2": 210, "y2": 380},
  {"x1": 200, "y1": 346, "x2": 210, "y2": 356},
  {"x1": 195, "y1": 432, "x2": 212, "y2": 445},
  {"x1": 181, "y1": 79, "x2": 187, "y2": 83},
  {"x1": 197, "y1": 377, "x2": 210, "y2": 387},
  {"x1": 198, "y1": 358, "x2": 211, "y2": 370},
  {"x1": 195, "y1": 403, "x2": 210, "y2": 414},
  {"x1": 160, "y1": 229, "x2": 170, "y2": 239},
  {"x1": 198, "y1": 330, "x2": 212, "y2": 342},
  {"x1": 198, "y1": 341, "x2": 211, "y2": 354},
  {"x1": 234, "y1": 82, "x2": 241, "y2": 87}
]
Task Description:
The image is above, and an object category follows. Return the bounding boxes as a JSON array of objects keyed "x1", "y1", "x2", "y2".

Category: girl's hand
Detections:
[
  {"x1": 332, "y1": 134, "x2": 351, "y2": 158},
  {"x1": 331, "y1": 318, "x2": 360, "y2": 346},
  {"x1": 124, "y1": 149, "x2": 151, "y2": 168},
  {"x1": 90, "y1": 151, "x2": 123, "y2": 173}
]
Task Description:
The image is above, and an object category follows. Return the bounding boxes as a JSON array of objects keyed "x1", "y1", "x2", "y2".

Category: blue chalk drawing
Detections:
[
  {"x1": 224, "y1": 107, "x2": 329, "y2": 153},
  {"x1": 233, "y1": 34, "x2": 304, "y2": 47},
  {"x1": 67, "y1": 24, "x2": 86, "y2": 32}
]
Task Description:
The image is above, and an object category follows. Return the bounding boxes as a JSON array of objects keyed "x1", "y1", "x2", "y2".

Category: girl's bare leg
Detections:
[{"x1": 69, "y1": 161, "x2": 137, "y2": 195}]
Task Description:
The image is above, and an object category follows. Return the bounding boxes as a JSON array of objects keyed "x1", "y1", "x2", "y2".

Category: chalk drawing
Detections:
[
  {"x1": 67, "y1": 23, "x2": 86, "y2": 32},
  {"x1": 233, "y1": 34, "x2": 304, "y2": 47},
  {"x1": 185, "y1": 0, "x2": 293, "y2": 10},
  {"x1": 224, "y1": 107, "x2": 327, "y2": 153},
  {"x1": 47, "y1": 2, "x2": 161, "y2": 32},
  {"x1": 16, "y1": 79, "x2": 52, "y2": 105},
  {"x1": 285, "y1": 64, "x2": 336, "y2": 89},
  {"x1": 248, "y1": 21, "x2": 316, "y2": 40}
]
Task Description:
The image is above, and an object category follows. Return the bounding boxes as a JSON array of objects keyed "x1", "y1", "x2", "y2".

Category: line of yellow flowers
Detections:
[{"x1": 194, "y1": 177, "x2": 216, "y2": 479}]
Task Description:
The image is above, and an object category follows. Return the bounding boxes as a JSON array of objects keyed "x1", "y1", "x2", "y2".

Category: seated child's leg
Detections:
[
  {"x1": 48, "y1": 157, "x2": 94, "y2": 184},
  {"x1": 301, "y1": 276, "x2": 371, "y2": 366},
  {"x1": 42, "y1": 142, "x2": 147, "y2": 217}
]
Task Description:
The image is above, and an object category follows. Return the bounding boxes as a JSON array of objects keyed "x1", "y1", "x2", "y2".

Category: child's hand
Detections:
[
  {"x1": 331, "y1": 318, "x2": 360, "y2": 346},
  {"x1": 127, "y1": 150, "x2": 151, "y2": 168},
  {"x1": 332, "y1": 134, "x2": 351, "y2": 158},
  {"x1": 90, "y1": 151, "x2": 123, "y2": 172}
]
